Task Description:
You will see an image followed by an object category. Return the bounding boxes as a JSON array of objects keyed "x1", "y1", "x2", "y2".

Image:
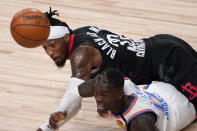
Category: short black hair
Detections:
[
  {"x1": 103, "y1": 68, "x2": 124, "y2": 91},
  {"x1": 45, "y1": 7, "x2": 72, "y2": 33}
]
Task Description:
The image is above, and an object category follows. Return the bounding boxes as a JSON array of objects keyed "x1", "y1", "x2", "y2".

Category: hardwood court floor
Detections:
[{"x1": 0, "y1": 0, "x2": 196, "y2": 130}]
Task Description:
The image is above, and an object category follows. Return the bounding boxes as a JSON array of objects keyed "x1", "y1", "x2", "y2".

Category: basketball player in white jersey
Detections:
[
  {"x1": 41, "y1": 68, "x2": 196, "y2": 131},
  {"x1": 94, "y1": 68, "x2": 196, "y2": 131}
]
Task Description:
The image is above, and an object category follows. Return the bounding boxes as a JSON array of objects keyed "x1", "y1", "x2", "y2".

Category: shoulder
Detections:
[
  {"x1": 69, "y1": 44, "x2": 102, "y2": 79},
  {"x1": 71, "y1": 44, "x2": 99, "y2": 59},
  {"x1": 70, "y1": 45, "x2": 101, "y2": 67}
]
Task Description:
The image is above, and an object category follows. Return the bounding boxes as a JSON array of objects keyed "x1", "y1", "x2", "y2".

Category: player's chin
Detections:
[
  {"x1": 97, "y1": 108, "x2": 107, "y2": 117},
  {"x1": 55, "y1": 59, "x2": 66, "y2": 68}
]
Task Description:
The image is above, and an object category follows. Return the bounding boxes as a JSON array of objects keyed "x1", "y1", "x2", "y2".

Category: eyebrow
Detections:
[{"x1": 47, "y1": 40, "x2": 55, "y2": 43}]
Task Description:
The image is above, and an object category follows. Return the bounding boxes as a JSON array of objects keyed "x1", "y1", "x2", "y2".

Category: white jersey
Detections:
[
  {"x1": 122, "y1": 78, "x2": 196, "y2": 131},
  {"x1": 108, "y1": 94, "x2": 168, "y2": 131}
]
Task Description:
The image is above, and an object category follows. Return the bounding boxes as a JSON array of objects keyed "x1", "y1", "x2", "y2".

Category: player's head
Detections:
[
  {"x1": 94, "y1": 68, "x2": 124, "y2": 116},
  {"x1": 42, "y1": 7, "x2": 72, "y2": 67}
]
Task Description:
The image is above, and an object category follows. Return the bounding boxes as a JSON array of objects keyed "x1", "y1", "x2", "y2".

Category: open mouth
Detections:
[
  {"x1": 96, "y1": 103, "x2": 107, "y2": 116},
  {"x1": 53, "y1": 57, "x2": 59, "y2": 63},
  {"x1": 97, "y1": 104, "x2": 105, "y2": 110}
]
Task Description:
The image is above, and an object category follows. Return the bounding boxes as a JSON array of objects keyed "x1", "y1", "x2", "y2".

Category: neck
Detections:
[{"x1": 111, "y1": 96, "x2": 133, "y2": 115}]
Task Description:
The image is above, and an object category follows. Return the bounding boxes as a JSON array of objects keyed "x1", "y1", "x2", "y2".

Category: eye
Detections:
[
  {"x1": 47, "y1": 40, "x2": 57, "y2": 48},
  {"x1": 43, "y1": 46, "x2": 46, "y2": 50},
  {"x1": 49, "y1": 44, "x2": 56, "y2": 48}
]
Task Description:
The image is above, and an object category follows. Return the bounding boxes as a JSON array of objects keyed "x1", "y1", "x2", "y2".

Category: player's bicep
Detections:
[
  {"x1": 128, "y1": 112, "x2": 158, "y2": 131},
  {"x1": 70, "y1": 46, "x2": 94, "y2": 80}
]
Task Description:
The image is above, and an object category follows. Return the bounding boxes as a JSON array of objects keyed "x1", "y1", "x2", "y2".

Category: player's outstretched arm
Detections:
[
  {"x1": 38, "y1": 45, "x2": 101, "y2": 131},
  {"x1": 127, "y1": 112, "x2": 159, "y2": 131}
]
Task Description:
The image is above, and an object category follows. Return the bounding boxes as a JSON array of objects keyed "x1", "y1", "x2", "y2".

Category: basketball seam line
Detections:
[
  {"x1": 13, "y1": 29, "x2": 49, "y2": 41},
  {"x1": 14, "y1": 24, "x2": 50, "y2": 28}
]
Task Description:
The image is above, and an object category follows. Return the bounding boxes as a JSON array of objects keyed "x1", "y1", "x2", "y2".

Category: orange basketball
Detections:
[{"x1": 10, "y1": 8, "x2": 50, "y2": 48}]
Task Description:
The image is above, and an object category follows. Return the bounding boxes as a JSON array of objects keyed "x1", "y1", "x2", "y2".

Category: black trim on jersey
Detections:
[{"x1": 120, "y1": 114, "x2": 128, "y2": 128}]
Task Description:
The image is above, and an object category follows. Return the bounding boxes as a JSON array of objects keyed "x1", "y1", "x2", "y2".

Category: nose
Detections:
[{"x1": 95, "y1": 96, "x2": 103, "y2": 103}]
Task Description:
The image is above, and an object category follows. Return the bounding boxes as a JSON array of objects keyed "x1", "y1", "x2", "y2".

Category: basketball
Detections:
[{"x1": 10, "y1": 8, "x2": 50, "y2": 48}]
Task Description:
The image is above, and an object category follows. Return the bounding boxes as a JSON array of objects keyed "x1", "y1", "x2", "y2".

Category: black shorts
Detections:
[{"x1": 146, "y1": 34, "x2": 197, "y2": 111}]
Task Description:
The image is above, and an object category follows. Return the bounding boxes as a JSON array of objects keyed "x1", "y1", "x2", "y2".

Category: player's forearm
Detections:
[
  {"x1": 39, "y1": 77, "x2": 85, "y2": 130},
  {"x1": 71, "y1": 68, "x2": 95, "y2": 97},
  {"x1": 78, "y1": 79, "x2": 95, "y2": 97}
]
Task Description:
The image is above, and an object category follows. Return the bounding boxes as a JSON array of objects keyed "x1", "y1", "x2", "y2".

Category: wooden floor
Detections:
[{"x1": 0, "y1": 0, "x2": 197, "y2": 130}]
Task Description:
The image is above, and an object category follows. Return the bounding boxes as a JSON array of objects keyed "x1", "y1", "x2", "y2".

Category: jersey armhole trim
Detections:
[{"x1": 127, "y1": 109, "x2": 155, "y2": 124}]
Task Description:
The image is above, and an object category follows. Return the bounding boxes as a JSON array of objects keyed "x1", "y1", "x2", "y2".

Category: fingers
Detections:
[
  {"x1": 49, "y1": 113, "x2": 59, "y2": 129},
  {"x1": 49, "y1": 112, "x2": 67, "y2": 129}
]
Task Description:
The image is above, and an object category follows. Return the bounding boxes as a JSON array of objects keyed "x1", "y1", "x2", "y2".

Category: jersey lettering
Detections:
[
  {"x1": 106, "y1": 34, "x2": 119, "y2": 47},
  {"x1": 89, "y1": 26, "x2": 101, "y2": 33},
  {"x1": 87, "y1": 32, "x2": 117, "y2": 59},
  {"x1": 87, "y1": 26, "x2": 146, "y2": 59},
  {"x1": 136, "y1": 90, "x2": 169, "y2": 120},
  {"x1": 107, "y1": 34, "x2": 146, "y2": 57}
]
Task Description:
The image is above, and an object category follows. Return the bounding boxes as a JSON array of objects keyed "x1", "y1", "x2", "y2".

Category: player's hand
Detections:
[
  {"x1": 49, "y1": 111, "x2": 67, "y2": 130},
  {"x1": 36, "y1": 128, "x2": 42, "y2": 131}
]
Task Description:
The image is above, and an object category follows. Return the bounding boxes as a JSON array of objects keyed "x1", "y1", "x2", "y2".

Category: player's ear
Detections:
[
  {"x1": 116, "y1": 90, "x2": 124, "y2": 100},
  {"x1": 64, "y1": 34, "x2": 70, "y2": 42}
]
